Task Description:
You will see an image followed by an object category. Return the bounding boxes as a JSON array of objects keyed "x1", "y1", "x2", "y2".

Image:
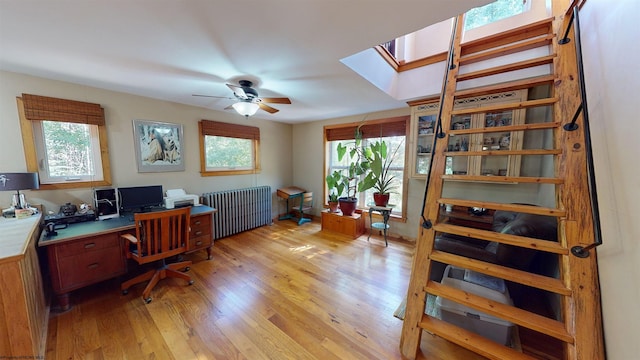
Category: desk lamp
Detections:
[{"x1": 0, "y1": 172, "x2": 40, "y2": 217}]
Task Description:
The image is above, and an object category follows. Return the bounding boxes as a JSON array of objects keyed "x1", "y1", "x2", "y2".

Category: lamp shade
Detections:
[
  {"x1": 0, "y1": 172, "x2": 40, "y2": 191},
  {"x1": 232, "y1": 102, "x2": 260, "y2": 117}
]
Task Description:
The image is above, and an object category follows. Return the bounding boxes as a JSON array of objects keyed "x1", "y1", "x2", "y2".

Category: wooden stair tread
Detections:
[
  {"x1": 429, "y1": 250, "x2": 571, "y2": 296},
  {"x1": 441, "y1": 175, "x2": 564, "y2": 184},
  {"x1": 425, "y1": 281, "x2": 573, "y2": 343},
  {"x1": 432, "y1": 223, "x2": 568, "y2": 255},
  {"x1": 450, "y1": 98, "x2": 558, "y2": 116},
  {"x1": 436, "y1": 199, "x2": 565, "y2": 217},
  {"x1": 460, "y1": 34, "x2": 555, "y2": 66},
  {"x1": 457, "y1": 55, "x2": 556, "y2": 82},
  {"x1": 444, "y1": 149, "x2": 562, "y2": 156},
  {"x1": 454, "y1": 75, "x2": 555, "y2": 98},
  {"x1": 448, "y1": 122, "x2": 560, "y2": 135},
  {"x1": 460, "y1": 18, "x2": 554, "y2": 56},
  {"x1": 419, "y1": 314, "x2": 536, "y2": 360}
]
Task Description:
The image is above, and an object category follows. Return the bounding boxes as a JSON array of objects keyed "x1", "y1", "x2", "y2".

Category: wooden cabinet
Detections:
[
  {"x1": 446, "y1": 90, "x2": 527, "y2": 178},
  {"x1": 409, "y1": 90, "x2": 527, "y2": 179},
  {"x1": 47, "y1": 232, "x2": 127, "y2": 310},
  {"x1": 0, "y1": 215, "x2": 47, "y2": 358},
  {"x1": 409, "y1": 102, "x2": 440, "y2": 178},
  {"x1": 188, "y1": 212, "x2": 213, "y2": 259},
  {"x1": 321, "y1": 211, "x2": 365, "y2": 239}
]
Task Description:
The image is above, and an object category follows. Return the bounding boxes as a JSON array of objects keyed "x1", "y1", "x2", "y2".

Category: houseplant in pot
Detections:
[
  {"x1": 335, "y1": 128, "x2": 372, "y2": 216},
  {"x1": 325, "y1": 170, "x2": 347, "y2": 213},
  {"x1": 364, "y1": 139, "x2": 403, "y2": 207}
]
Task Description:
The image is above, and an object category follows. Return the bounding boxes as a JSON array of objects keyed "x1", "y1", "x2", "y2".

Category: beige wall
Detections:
[
  {"x1": 581, "y1": 1, "x2": 640, "y2": 359},
  {"x1": 0, "y1": 71, "x2": 293, "y2": 217}
]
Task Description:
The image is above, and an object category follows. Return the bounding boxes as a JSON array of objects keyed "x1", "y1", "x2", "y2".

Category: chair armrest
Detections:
[{"x1": 121, "y1": 233, "x2": 138, "y2": 244}]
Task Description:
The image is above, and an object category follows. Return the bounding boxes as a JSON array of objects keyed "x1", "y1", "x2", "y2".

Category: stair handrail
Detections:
[
  {"x1": 559, "y1": 6, "x2": 603, "y2": 258},
  {"x1": 420, "y1": 16, "x2": 458, "y2": 229}
]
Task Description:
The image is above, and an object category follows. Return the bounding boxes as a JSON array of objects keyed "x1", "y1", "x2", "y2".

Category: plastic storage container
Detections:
[{"x1": 436, "y1": 265, "x2": 514, "y2": 345}]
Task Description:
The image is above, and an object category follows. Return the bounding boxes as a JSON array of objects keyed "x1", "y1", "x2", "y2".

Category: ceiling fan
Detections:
[{"x1": 193, "y1": 80, "x2": 291, "y2": 116}]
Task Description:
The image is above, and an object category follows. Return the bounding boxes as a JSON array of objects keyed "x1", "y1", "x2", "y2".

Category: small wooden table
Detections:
[
  {"x1": 276, "y1": 186, "x2": 306, "y2": 221},
  {"x1": 368, "y1": 205, "x2": 394, "y2": 246}
]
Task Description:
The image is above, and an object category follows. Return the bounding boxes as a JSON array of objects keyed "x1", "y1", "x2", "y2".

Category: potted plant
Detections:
[
  {"x1": 334, "y1": 127, "x2": 372, "y2": 216},
  {"x1": 363, "y1": 139, "x2": 403, "y2": 207},
  {"x1": 325, "y1": 170, "x2": 347, "y2": 213}
]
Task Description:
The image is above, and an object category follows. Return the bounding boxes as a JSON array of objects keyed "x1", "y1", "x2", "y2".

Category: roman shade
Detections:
[
  {"x1": 21, "y1": 93, "x2": 105, "y2": 125},
  {"x1": 199, "y1": 120, "x2": 260, "y2": 140},
  {"x1": 325, "y1": 115, "x2": 408, "y2": 141}
]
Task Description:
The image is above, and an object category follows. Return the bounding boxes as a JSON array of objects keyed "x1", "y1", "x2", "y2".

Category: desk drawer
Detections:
[
  {"x1": 189, "y1": 235, "x2": 212, "y2": 251},
  {"x1": 190, "y1": 214, "x2": 211, "y2": 237},
  {"x1": 53, "y1": 238, "x2": 126, "y2": 292},
  {"x1": 55, "y1": 233, "x2": 121, "y2": 258}
]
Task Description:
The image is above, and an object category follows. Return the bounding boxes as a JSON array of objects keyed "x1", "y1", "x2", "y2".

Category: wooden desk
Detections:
[
  {"x1": 276, "y1": 186, "x2": 305, "y2": 221},
  {"x1": 440, "y1": 206, "x2": 494, "y2": 230},
  {"x1": 38, "y1": 205, "x2": 215, "y2": 310},
  {"x1": 0, "y1": 214, "x2": 47, "y2": 358}
]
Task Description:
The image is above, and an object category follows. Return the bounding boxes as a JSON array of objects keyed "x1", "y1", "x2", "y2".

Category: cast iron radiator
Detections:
[{"x1": 202, "y1": 186, "x2": 272, "y2": 240}]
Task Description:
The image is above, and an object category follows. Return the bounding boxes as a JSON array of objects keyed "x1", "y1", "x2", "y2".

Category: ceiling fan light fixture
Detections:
[{"x1": 232, "y1": 101, "x2": 259, "y2": 117}]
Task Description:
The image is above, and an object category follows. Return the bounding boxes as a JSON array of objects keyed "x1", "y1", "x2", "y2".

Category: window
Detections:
[
  {"x1": 199, "y1": 120, "x2": 261, "y2": 176},
  {"x1": 324, "y1": 116, "x2": 408, "y2": 218},
  {"x1": 464, "y1": 0, "x2": 529, "y2": 31},
  {"x1": 18, "y1": 94, "x2": 112, "y2": 189}
]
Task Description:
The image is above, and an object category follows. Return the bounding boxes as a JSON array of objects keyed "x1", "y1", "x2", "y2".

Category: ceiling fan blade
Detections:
[
  {"x1": 227, "y1": 84, "x2": 247, "y2": 99},
  {"x1": 223, "y1": 104, "x2": 235, "y2": 110},
  {"x1": 192, "y1": 94, "x2": 232, "y2": 99},
  {"x1": 258, "y1": 102, "x2": 279, "y2": 114},
  {"x1": 260, "y1": 97, "x2": 291, "y2": 104}
]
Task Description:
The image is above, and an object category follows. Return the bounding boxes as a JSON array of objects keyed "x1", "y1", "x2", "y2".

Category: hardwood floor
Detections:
[{"x1": 45, "y1": 220, "x2": 487, "y2": 359}]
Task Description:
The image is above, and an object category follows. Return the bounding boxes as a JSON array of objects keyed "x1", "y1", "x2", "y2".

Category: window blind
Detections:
[
  {"x1": 21, "y1": 93, "x2": 105, "y2": 125},
  {"x1": 325, "y1": 115, "x2": 408, "y2": 141},
  {"x1": 200, "y1": 120, "x2": 260, "y2": 140}
]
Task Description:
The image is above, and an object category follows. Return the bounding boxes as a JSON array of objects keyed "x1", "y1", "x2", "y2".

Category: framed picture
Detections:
[{"x1": 132, "y1": 119, "x2": 185, "y2": 172}]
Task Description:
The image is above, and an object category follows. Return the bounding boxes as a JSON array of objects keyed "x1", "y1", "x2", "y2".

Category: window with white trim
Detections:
[
  {"x1": 18, "y1": 94, "x2": 112, "y2": 189},
  {"x1": 324, "y1": 116, "x2": 408, "y2": 217}
]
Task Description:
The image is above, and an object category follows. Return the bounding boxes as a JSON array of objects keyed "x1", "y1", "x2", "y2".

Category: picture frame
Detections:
[{"x1": 132, "y1": 119, "x2": 185, "y2": 172}]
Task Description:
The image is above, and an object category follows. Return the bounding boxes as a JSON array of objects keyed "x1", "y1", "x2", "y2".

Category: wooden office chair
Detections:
[
  {"x1": 120, "y1": 207, "x2": 193, "y2": 303},
  {"x1": 296, "y1": 192, "x2": 313, "y2": 225}
]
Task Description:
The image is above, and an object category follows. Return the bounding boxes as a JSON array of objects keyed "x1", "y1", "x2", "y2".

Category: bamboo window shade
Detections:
[
  {"x1": 21, "y1": 93, "x2": 105, "y2": 125},
  {"x1": 325, "y1": 115, "x2": 408, "y2": 141},
  {"x1": 199, "y1": 120, "x2": 260, "y2": 140}
]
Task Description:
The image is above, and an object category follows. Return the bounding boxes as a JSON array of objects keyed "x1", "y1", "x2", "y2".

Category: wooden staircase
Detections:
[{"x1": 399, "y1": 1, "x2": 605, "y2": 359}]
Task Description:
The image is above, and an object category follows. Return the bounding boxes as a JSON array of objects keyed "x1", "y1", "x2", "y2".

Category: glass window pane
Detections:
[
  {"x1": 205, "y1": 135, "x2": 254, "y2": 170},
  {"x1": 36, "y1": 120, "x2": 103, "y2": 184},
  {"x1": 464, "y1": 0, "x2": 527, "y2": 31}
]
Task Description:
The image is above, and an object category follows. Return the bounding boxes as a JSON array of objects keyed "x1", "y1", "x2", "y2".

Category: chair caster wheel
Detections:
[
  {"x1": 188, "y1": 280, "x2": 194, "y2": 286},
  {"x1": 122, "y1": 289, "x2": 129, "y2": 295},
  {"x1": 184, "y1": 267, "x2": 190, "y2": 272},
  {"x1": 144, "y1": 297, "x2": 152, "y2": 304}
]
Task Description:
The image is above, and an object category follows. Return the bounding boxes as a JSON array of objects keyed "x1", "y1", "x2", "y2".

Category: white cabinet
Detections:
[{"x1": 409, "y1": 101, "x2": 440, "y2": 178}]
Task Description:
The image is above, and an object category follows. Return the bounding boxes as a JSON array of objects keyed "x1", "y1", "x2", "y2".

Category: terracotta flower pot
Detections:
[
  {"x1": 328, "y1": 201, "x2": 339, "y2": 213},
  {"x1": 373, "y1": 193, "x2": 390, "y2": 207},
  {"x1": 338, "y1": 197, "x2": 357, "y2": 216}
]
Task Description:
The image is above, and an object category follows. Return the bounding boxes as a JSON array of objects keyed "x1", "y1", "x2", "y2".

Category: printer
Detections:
[{"x1": 164, "y1": 189, "x2": 200, "y2": 209}]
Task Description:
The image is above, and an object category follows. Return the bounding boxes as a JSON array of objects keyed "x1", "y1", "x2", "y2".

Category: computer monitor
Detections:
[{"x1": 118, "y1": 185, "x2": 164, "y2": 213}]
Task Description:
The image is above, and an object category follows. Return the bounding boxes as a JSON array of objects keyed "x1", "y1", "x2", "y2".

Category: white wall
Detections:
[
  {"x1": 0, "y1": 71, "x2": 293, "y2": 217},
  {"x1": 580, "y1": 1, "x2": 640, "y2": 358}
]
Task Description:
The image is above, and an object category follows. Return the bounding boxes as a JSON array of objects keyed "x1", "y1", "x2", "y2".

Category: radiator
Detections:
[{"x1": 202, "y1": 186, "x2": 272, "y2": 240}]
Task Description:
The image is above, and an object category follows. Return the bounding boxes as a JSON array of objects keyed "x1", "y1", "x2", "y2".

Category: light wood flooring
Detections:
[{"x1": 45, "y1": 219, "x2": 487, "y2": 359}]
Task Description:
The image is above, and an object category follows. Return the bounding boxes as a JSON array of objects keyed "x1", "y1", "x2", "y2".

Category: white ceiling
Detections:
[{"x1": 0, "y1": 1, "x2": 489, "y2": 124}]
